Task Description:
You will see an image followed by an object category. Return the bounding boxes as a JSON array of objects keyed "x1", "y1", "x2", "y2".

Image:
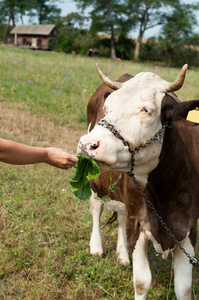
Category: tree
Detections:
[
  {"x1": 158, "y1": 2, "x2": 199, "y2": 67},
  {"x1": 0, "y1": 0, "x2": 62, "y2": 42},
  {"x1": 28, "y1": 0, "x2": 61, "y2": 24},
  {"x1": 74, "y1": 0, "x2": 130, "y2": 59},
  {"x1": 0, "y1": 0, "x2": 30, "y2": 42},
  {"x1": 126, "y1": 0, "x2": 181, "y2": 59},
  {"x1": 61, "y1": 12, "x2": 85, "y2": 29}
]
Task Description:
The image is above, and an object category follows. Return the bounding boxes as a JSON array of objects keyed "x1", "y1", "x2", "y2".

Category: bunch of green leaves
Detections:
[
  {"x1": 102, "y1": 173, "x2": 122, "y2": 203},
  {"x1": 70, "y1": 155, "x2": 101, "y2": 200}
]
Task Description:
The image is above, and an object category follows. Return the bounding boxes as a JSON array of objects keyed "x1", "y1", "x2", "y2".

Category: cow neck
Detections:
[
  {"x1": 97, "y1": 119, "x2": 167, "y2": 176},
  {"x1": 97, "y1": 105, "x2": 199, "y2": 272}
]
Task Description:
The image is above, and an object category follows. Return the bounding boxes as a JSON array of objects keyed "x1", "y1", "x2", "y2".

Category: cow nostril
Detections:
[{"x1": 90, "y1": 141, "x2": 100, "y2": 151}]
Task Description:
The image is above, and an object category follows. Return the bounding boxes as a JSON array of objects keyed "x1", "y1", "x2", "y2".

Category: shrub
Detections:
[{"x1": 115, "y1": 35, "x2": 135, "y2": 60}]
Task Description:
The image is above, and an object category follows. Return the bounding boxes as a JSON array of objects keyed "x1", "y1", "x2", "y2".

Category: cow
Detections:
[
  {"x1": 87, "y1": 73, "x2": 134, "y2": 264},
  {"x1": 78, "y1": 63, "x2": 199, "y2": 299}
]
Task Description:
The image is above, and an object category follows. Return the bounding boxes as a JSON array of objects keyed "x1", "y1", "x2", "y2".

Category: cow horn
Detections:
[
  {"x1": 166, "y1": 64, "x2": 188, "y2": 92},
  {"x1": 96, "y1": 63, "x2": 123, "y2": 90}
]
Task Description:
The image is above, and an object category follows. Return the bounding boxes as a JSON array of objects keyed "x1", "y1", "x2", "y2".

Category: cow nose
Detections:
[
  {"x1": 89, "y1": 141, "x2": 100, "y2": 151},
  {"x1": 78, "y1": 140, "x2": 100, "y2": 156}
]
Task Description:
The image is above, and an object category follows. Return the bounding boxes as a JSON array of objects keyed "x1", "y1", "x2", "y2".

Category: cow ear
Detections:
[
  {"x1": 174, "y1": 100, "x2": 199, "y2": 120},
  {"x1": 161, "y1": 95, "x2": 199, "y2": 123},
  {"x1": 104, "y1": 92, "x2": 111, "y2": 101}
]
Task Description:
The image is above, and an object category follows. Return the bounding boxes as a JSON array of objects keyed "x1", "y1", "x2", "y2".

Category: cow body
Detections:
[
  {"x1": 78, "y1": 64, "x2": 199, "y2": 299},
  {"x1": 87, "y1": 73, "x2": 134, "y2": 264}
]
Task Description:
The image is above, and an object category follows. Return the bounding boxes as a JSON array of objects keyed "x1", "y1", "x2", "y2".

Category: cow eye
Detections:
[{"x1": 141, "y1": 107, "x2": 152, "y2": 115}]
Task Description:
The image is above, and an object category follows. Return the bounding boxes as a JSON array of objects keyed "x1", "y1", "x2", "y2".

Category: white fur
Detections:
[
  {"x1": 174, "y1": 236, "x2": 194, "y2": 300},
  {"x1": 78, "y1": 72, "x2": 167, "y2": 185},
  {"x1": 116, "y1": 211, "x2": 130, "y2": 264},
  {"x1": 89, "y1": 192, "x2": 103, "y2": 255},
  {"x1": 145, "y1": 230, "x2": 170, "y2": 259},
  {"x1": 78, "y1": 70, "x2": 194, "y2": 298},
  {"x1": 133, "y1": 232, "x2": 151, "y2": 299},
  {"x1": 104, "y1": 199, "x2": 130, "y2": 264},
  {"x1": 89, "y1": 191, "x2": 130, "y2": 264}
]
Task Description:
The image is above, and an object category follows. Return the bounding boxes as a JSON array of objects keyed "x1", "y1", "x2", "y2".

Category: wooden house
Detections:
[{"x1": 10, "y1": 24, "x2": 58, "y2": 50}]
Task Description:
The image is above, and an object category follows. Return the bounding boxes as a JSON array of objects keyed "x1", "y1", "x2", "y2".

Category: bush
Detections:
[
  {"x1": 139, "y1": 38, "x2": 159, "y2": 62},
  {"x1": 51, "y1": 27, "x2": 101, "y2": 55},
  {"x1": 97, "y1": 37, "x2": 111, "y2": 58},
  {"x1": 139, "y1": 37, "x2": 199, "y2": 67},
  {"x1": 115, "y1": 35, "x2": 135, "y2": 60},
  {"x1": 0, "y1": 24, "x2": 13, "y2": 43}
]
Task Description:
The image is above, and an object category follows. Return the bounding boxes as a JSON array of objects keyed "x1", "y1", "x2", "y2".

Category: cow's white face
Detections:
[{"x1": 78, "y1": 66, "x2": 186, "y2": 185}]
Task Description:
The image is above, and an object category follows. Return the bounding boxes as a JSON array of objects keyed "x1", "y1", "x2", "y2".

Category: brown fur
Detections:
[
  {"x1": 145, "y1": 95, "x2": 199, "y2": 251},
  {"x1": 87, "y1": 73, "x2": 144, "y2": 253},
  {"x1": 87, "y1": 76, "x2": 198, "y2": 256}
]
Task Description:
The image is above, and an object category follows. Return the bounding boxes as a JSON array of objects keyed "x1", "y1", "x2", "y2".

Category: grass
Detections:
[{"x1": 0, "y1": 44, "x2": 199, "y2": 299}]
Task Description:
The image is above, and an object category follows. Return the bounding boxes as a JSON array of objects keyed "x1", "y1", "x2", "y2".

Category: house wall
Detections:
[{"x1": 16, "y1": 35, "x2": 50, "y2": 50}]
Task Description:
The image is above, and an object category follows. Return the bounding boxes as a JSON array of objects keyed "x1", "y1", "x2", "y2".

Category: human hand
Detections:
[{"x1": 46, "y1": 147, "x2": 78, "y2": 169}]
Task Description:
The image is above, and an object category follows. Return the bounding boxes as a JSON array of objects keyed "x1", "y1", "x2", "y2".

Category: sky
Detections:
[
  {"x1": 59, "y1": 0, "x2": 199, "y2": 38},
  {"x1": 23, "y1": 0, "x2": 199, "y2": 39},
  {"x1": 62, "y1": 0, "x2": 157, "y2": 38}
]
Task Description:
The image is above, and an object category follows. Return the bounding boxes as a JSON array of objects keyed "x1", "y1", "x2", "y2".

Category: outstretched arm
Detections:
[{"x1": 0, "y1": 138, "x2": 78, "y2": 169}]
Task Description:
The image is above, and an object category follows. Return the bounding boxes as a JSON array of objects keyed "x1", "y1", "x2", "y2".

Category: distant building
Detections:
[{"x1": 10, "y1": 24, "x2": 58, "y2": 50}]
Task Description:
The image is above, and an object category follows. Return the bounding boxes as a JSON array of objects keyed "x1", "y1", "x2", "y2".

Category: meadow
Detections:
[{"x1": 0, "y1": 44, "x2": 199, "y2": 299}]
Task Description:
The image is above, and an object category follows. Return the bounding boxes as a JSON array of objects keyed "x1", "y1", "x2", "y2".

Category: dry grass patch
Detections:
[
  {"x1": 0, "y1": 101, "x2": 86, "y2": 152},
  {"x1": 0, "y1": 45, "x2": 199, "y2": 299}
]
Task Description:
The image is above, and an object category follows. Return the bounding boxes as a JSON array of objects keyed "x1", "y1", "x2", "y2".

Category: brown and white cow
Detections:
[
  {"x1": 78, "y1": 64, "x2": 199, "y2": 299},
  {"x1": 87, "y1": 73, "x2": 134, "y2": 264}
]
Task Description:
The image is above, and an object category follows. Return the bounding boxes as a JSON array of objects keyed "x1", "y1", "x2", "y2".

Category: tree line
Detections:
[{"x1": 1, "y1": 0, "x2": 199, "y2": 67}]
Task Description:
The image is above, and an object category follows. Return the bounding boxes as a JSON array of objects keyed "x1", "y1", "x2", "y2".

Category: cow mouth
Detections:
[
  {"x1": 95, "y1": 160, "x2": 103, "y2": 165},
  {"x1": 95, "y1": 159, "x2": 110, "y2": 170}
]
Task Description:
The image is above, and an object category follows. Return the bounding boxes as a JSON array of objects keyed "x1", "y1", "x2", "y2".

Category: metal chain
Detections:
[
  {"x1": 128, "y1": 172, "x2": 199, "y2": 272},
  {"x1": 98, "y1": 119, "x2": 166, "y2": 155},
  {"x1": 98, "y1": 119, "x2": 199, "y2": 271}
]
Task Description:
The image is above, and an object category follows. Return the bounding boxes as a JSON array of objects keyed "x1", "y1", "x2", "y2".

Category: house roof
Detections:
[{"x1": 11, "y1": 25, "x2": 56, "y2": 36}]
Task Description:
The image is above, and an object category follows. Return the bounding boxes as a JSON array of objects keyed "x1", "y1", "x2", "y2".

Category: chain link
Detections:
[
  {"x1": 98, "y1": 119, "x2": 199, "y2": 271},
  {"x1": 129, "y1": 172, "x2": 199, "y2": 272}
]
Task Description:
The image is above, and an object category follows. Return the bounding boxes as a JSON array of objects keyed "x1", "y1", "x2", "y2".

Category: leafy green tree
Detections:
[
  {"x1": 0, "y1": 0, "x2": 30, "y2": 42},
  {"x1": 74, "y1": 0, "x2": 130, "y2": 59},
  {"x1": 0, "y1": 0, "x2": 62, "y2": 42},
  {"x1": 61, "y1": 12, "x2": 85, "y2": 29},
  {"x1": 126, "y1": 0, "x2": 180, "y2": 59},
  {"x1": 115, "y1": 34, "x2": 135, "y2": 60},
  {"x1": 157, "y1": 2, "x2": 199, "y2": 67},
  {"x1": 28, "y1": 0, "x2": 61, "y2": 24}
]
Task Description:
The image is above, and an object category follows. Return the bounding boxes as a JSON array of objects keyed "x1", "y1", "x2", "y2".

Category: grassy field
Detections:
[{"x1": 0, "y1": 44, "x2": 199, "y2": 299}]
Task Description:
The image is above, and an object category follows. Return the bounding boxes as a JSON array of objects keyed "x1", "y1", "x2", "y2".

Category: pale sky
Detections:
[
  {"x1": 22, "y1": 0, "x2": 199, "y2": 39},
  {"x1": 59, "y1": 0, "x2": 199, "y2": 38}
]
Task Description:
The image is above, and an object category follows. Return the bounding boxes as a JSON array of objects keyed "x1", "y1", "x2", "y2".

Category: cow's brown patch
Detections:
[{"x1": 135, "y1": 280, "x2": 147, "y2": 295}]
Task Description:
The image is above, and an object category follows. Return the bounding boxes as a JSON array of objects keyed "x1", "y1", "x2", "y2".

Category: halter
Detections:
[
  {"x1": 97, "y1": 102, "x2": 199, "y2": 271},
  {"x1": 98, "y1": 119, "x2": 167, "y2": 176}
]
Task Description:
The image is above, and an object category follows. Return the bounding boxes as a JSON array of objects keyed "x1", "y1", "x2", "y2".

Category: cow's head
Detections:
[
  {"x1": 78, "y1": 64, "x2": 188, "y2": 184},
  {"x1": 87, "y1": 73, "x2": 133, "y2": 131}
]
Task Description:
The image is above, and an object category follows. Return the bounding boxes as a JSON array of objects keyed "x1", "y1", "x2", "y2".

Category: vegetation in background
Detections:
[
  {"x1": 74, "y1": 0, "x2": 132, "y2": 59},
  {"x1": 125, "y1": 0, "x2": 179, "y2": 59},
  {"x1": 1, "y1": 0, "x2": 199, "y2": 66},
  {"x1": 0, "y1": 0, "x2": 61, "y2": 42},
  {"x1": 0, "y1": 45, "x2": 199, "y2": 299}
]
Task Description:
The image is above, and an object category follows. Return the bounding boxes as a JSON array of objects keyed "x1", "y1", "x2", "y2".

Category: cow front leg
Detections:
[
  {"x1": 173, "y1": 236, "x2": 194, "y2": 300},
  {"x1": 133, "y1": 231, "x2": 151, "y2": 300},
  {"x1": 89, "y1": 191, "x2": 104, "y2": 255},
  {"x1": 116, "y1": 211, "x2": 130, "y2": 265}
]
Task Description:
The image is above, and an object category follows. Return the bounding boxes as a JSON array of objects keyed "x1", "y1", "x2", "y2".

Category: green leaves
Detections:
[{"x1": 70, "y1": 155, "x2": 101, "y2": 200}]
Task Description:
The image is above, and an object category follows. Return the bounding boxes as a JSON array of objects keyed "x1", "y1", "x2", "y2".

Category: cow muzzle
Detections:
[
  {"x1": 77, "y1": 138, "x2": 100, "y2": 157},
  {"x1": 77, "y1": 127, "x2": 120, "y2": 170},
  {"x1": 77, "y1": 137, "x2": 111, "y2": 171}
]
